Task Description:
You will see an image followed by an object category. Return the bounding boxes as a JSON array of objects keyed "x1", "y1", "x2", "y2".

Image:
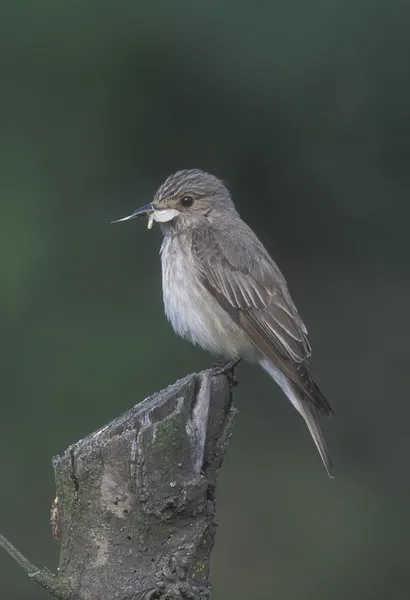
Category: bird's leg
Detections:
[
  {"x1": 212, "y1": 357, "x2": 242, "y2": 387},
  {"x1": 212, "y1": 357, "x2": 242, "y2": 375}
]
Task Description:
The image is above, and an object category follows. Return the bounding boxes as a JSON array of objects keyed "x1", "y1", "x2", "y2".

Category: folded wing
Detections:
[{"x1": 191, "y1": 223, "x2": 333, "y2": 416}]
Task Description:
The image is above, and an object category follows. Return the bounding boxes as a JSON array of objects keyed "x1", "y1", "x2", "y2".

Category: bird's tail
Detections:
[
  {"x1": 294, "y1": 397, "x2": 333, "y2": 478},
  {"x1": 260, "y1": 358, "x2": 333, "y2": 478}
]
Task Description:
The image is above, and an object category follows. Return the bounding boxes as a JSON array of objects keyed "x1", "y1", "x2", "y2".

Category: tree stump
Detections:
[{"x1": 0, "y1": 370, "x2": 236, "y2": 600}]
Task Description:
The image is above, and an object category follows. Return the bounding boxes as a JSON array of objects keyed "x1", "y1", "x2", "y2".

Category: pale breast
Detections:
[{"x1": 160, "y1": 234, "x2": 252, "y2": 358}]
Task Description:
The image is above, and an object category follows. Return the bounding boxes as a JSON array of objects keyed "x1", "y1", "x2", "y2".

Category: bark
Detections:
[{"x1": 0, "y1": 370, "x2": 236, "y2": 600}]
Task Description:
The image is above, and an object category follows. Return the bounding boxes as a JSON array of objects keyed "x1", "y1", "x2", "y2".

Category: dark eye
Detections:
[{"x1": 180, "y1": 195, "x2": 194, "y2": 207}]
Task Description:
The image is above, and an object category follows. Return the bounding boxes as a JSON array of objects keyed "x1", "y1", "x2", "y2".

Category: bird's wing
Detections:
[{"x1": 191, "y1": 224, "x2": 332, "y2": 415}]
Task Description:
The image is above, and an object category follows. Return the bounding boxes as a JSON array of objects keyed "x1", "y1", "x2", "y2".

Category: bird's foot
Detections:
[{"x1": 211, "y1": 358, "x2": 242, "y2": 388}]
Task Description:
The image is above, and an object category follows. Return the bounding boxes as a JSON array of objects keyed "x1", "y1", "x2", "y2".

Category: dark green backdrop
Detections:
[{"x1": 1, "y1": 1, "x2": 409, "y2": 599}]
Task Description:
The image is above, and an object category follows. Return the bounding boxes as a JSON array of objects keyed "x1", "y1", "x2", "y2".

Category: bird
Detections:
[{"x1": 113, "y1": 169, "x2": 334, "y2": 477}]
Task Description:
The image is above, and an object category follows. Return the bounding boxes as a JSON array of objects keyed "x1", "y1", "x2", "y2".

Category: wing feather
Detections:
[{"x1": 191, "y1": 223, "x2": 332, "y2": 415}]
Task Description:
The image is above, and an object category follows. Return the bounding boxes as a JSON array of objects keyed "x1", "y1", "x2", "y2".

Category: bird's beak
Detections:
[
  {"x1": 111, "y1": 203, "x2": 155, "y2": 228},
  {"x1": 111, "y1": 203, "x2": 180, "y2": 229}
]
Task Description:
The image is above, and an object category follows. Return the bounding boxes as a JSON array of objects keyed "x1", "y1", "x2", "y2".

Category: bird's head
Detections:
[{"x1": 112, "y1": 169, "x2": 235, "y2": 231}]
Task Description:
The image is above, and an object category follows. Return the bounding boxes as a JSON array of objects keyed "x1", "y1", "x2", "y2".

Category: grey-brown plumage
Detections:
[{"x1": 113, "y1": 169, "x2": 334, "y2": 477}]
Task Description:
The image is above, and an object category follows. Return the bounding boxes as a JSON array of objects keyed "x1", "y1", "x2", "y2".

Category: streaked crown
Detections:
[{"x1": 153, "y1": 169, "x2": 233, "y2": 210}]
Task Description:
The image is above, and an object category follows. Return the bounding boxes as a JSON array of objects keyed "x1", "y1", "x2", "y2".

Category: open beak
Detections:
[
  {"x1": 111, "y1": 202, "x2": 154, "y2": 225},
  {"x1": 111, "y1": 203, "x2": 180, "y2": 229}
]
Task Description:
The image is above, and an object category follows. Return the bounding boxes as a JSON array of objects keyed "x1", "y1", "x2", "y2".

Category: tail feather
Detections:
[
  {"x1": 260, "y1": 358, "x2": 334, "y2": 477},
  {"x1": 295, "y1": 398, "x2": 333, "y2": 478}
]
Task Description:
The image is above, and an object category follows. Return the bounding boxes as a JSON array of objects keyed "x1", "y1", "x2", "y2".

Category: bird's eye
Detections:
[{"x1": 180, "y1": 195, "x2": 194, "y2": 207}]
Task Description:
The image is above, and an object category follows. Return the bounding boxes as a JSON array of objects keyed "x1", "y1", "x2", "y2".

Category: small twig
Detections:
[
  {"x1": 0, "y1": 532, "x2": 39, "y2": 575},
  {"x1": 0, "y1": 533, "x2": 72, "y2": 599}
]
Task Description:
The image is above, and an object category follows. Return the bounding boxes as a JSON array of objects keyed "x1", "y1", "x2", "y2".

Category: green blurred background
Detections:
[{"x1": 1, "y1": 1, "x2": 409, "y2": 598}]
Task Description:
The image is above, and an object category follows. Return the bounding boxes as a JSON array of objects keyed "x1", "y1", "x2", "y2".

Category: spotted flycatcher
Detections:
[{"x1": 113, "y1": 169, "x2": 334, "y2": 476}]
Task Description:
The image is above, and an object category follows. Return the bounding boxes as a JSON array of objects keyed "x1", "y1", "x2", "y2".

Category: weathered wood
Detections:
[{"x1": 0, "y1": 370, "x2": 236, "y2": 600}]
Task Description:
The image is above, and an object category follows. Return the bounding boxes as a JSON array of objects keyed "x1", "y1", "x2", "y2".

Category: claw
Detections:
[{"x1": 211, "y1": 358, "x2": 242, "y2": 387}]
